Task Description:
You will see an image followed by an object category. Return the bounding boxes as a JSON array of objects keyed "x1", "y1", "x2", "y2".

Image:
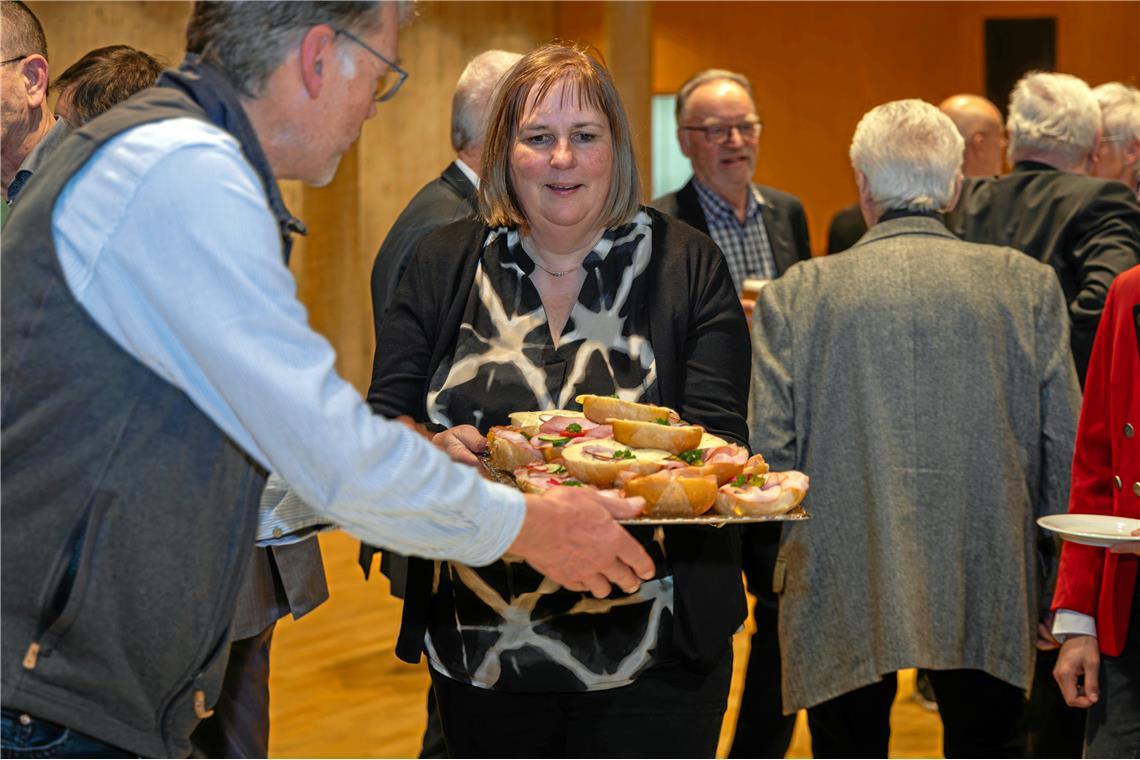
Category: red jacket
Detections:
[{"x1": 1052, "y1": 266, "x2": 1140, "y2": 656}]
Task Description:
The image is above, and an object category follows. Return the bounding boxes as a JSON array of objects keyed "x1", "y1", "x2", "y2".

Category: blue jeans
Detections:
[{"x1": 0, "y1": 709, "x2": 134, "y2": 758}]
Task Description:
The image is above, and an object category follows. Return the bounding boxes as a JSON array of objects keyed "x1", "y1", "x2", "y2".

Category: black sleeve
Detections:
[
  {"x1": 790, "y1": 198, "x2": 813, "y2": 261},
  {"x1": 677, "y1": 236, "x2": 752, "y2": 448},
  {"x1": 366, "y1": 237, "x2": 443, "y2": 423},
  {"x1": 1068, "y1": 182, "x2": 1140, "y2": 380}
]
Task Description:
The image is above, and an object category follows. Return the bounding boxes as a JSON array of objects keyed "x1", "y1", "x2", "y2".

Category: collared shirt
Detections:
[
  {"x1": 453, "y1": 156, "x2": 479, "y2": 188},
  {"x1": 51, "y1": 116, "x2": 526, "y2": 566},
  {"x1": 692, "y1": 177, "x2": 776, "y2": 291},
  {"x1": 7, "y1": 117, "x2": 71, "y2": 205}
]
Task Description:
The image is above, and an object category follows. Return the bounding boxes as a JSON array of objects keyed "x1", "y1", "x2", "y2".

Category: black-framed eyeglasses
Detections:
[
  {"x1": 681, "y1": 121, "x2": 763, "y2": 145},
  {"x1": 331, "y1": 27, "x2": 408, "y2": 103},
  {"x1": 0, "y1": 55, "x2": 29, "y2": 66}
]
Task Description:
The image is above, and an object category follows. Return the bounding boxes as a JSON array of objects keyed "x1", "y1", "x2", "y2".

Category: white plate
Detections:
[{"x1": 1037, "y1": 514, "x2": 1140, "y2": 548}]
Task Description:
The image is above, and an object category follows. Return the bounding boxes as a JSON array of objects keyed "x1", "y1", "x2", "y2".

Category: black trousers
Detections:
[
  {"x1": 429, "y1": 648, "x2": 732, "y2": 758},
  {"x1": 807, "y1": 669, "x2": 1025, "y2": 758},
  {"x1": 1085, "y1": 587, "x2": 1140, "y2": 758},
  {"x1": 728, "y1": 524, "x2": 796, "y2": 759},
  {"x1": 190, "y1": 623, "x2": 275, "y2": 759}
]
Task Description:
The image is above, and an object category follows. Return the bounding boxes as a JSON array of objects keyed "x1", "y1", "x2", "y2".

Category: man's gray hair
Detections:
[
  {"x1": 451, "y1": 50, "x2": 521, "y2": 154},
  {"x1": 1093, "y1": 81, "x2": 1140, "y2": 147},
  {"x1": 1006, "y1": 71, "x2": 1101, "y2": 167},
  {"x1": 849, "y1": 99, "x2": 964, "y2": 213},
  {"x1": 186, "y1": 1, "x2": 410, "y2": 98},
  {"x1": 0, "y1": 1, "x2": 48, "y2": 60},
  {"x1": 674, "y1": 68, "x2": 753, "y2": 121}
]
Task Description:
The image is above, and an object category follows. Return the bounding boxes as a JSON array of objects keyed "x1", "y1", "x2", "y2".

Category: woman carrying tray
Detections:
[{"x1": 369, "y1": 43, "x2": 750, "y2": 757}]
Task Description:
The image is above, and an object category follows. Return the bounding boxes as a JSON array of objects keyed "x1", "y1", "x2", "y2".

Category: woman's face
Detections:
[{"x1": 509, "y1": 79, "x2": 614, "y2": 241}]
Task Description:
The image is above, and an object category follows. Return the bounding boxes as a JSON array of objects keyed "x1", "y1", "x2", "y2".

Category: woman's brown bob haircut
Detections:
[{"x1": 478, "y1": 42, "x2": 642, "y2": 231}]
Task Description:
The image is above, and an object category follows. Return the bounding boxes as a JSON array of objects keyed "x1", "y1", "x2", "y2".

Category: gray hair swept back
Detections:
[
  {"x1": 1093, "y1": 82, "x2": 1140, "y2": 147},
  {"x1": 451, "y1": 50, "x2": 522, "y2": 154},
  {"x1": 849, "y1": 99, "x2": 964, "y2": 213},
  {"x1": 1006, "y1": 72, "x2": 1101, "y2": 168}
]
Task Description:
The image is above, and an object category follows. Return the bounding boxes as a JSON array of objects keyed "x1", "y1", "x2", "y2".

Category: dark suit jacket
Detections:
[
  {"x1": 362, "y1": 161, "x2": 478, "y2": 595},
  {"x1": 650, "y1": 178, "x2": 812, "y2": 275},
  {"x1": 370, "y1": 161, "x2": 478, "y2": 326},
  {"x1": 945, "y1": 161, "x2": 1140, "y2": 381},
  {"x1": 826, "y1": 202, "x2": 867, "y2": 254}
]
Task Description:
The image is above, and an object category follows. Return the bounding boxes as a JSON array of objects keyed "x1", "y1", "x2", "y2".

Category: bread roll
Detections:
[
  {"x1": 575, "y1": 394, "x2": 679, "y2": 425},
  {"x1": 508, "y1": 410, "x2": 584, "y2": 437},
  {"x1": 487, "y1": 427, "x2": 542, "y2": 471},
  {"x1": 714, "y1": 470, "x2": 809, "y2": 517},
  {"x1": 561, "y1": 438, "x2": 672, "y2": 487},
  {"x1": 610, "y1": 419, "x2": 704, "y2": 454},
  {"x1": 623, "y1": 467, "x2": 718, "y2": 517}
]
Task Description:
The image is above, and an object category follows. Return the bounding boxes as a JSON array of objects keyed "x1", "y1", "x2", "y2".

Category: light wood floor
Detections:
[{"x1": 268, "y1": 531, "x2": 943, "y2": 758}]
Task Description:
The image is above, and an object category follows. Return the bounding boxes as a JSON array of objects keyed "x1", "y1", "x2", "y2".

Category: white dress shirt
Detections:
[{"x1": 51, "y1": 116, "x2": 525, "y2": 566}]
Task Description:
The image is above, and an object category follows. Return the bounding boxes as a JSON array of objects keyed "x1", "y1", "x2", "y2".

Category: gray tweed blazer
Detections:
[{"x1": 748, "y1": 214, "x2": 1081, "y2": 712}]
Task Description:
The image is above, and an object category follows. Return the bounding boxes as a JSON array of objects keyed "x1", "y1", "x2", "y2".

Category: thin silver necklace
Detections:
[{"x1": 532, "y1": 260, "x2": 580, "y2": 278}]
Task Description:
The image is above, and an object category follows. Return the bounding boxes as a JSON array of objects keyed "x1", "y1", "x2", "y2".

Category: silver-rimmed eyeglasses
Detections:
[
  {"x1": 682, "y1": 121, "x2": 763, "y2": 145},
  {"x1": 331, "y1": 27, "x2": 408, "y2": 103}
]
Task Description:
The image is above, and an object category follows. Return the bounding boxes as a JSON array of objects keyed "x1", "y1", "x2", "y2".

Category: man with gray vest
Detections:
[
  {"x1": 751, "y1": 98, "x2": 1080, "y2": 757},
  {"x1": 0, "y1": 3, "x2": 654, "y2": 757}
]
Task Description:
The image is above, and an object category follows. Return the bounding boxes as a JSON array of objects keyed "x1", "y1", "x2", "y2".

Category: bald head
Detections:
[{"x1": 939, "y1": 94, "x2": 1005, "y2": 177}]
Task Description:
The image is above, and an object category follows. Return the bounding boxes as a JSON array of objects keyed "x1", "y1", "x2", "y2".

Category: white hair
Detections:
[
  {"x1": 1006, "y1": 72, "x2": 1101, "y2": 167},
  {"x1": 451, "y1": 49, "x2": 522, "y2": 153},
  {"x1": 1093, "y1": 81, "x2": 1140, "y2": 147},
  {"x1": 849, "y1": 99, "x2": 964, "y2": 213}
]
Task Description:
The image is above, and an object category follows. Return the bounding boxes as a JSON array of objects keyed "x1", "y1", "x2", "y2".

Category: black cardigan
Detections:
[{"x1": 368, "y1": 207, "x2": 750, "y2": 672}]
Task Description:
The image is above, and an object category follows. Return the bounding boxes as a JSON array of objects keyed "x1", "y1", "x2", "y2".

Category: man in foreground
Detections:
[{"x1": 0, "y1": 3, "x2": 652, "y2": 757}]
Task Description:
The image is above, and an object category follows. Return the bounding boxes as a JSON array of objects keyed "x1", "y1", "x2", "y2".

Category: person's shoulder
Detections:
[
  {"x1": 648, "y1": 189, "x2": 681, "y2": 216},
  {"x1": 755, "y1": 183, "x2": 805, "y2": 210},
  {"x1": 646, "y1": 205, "x2": 716, "y2": 254},
  {"x1": 414, "y1": 216, "x2": 488, "y2": 261}
]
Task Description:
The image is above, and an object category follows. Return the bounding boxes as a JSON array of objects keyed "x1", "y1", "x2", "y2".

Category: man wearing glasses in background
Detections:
[
  {"x1": 2, "y1": 3, "x2": 655, "y2": 758},
  {"x1": 0, "y1": 1, "x2": 68, "y2": 226},
  {"x1": 651, "y1": 68, "x2": 811, "y2": 760}
]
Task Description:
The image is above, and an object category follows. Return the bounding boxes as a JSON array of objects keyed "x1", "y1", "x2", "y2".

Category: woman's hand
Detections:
[
  {"x1": 1053, "y1": 634, "x2": 1100, "y2": 708},
  {"x1": 432, "y1": 424, "x2": 487, "y2": 467},
  {"x1": 509, "y1": 489, "x2": 654, "y2": 599},
  {"x1": 1109, "y1": 527, "x2": 1140, "y2": 554}
]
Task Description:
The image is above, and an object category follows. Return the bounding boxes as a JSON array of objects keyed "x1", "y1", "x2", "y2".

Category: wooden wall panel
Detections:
[{"x1": 653, "y1": 1, "x2": 1140, "y2": 255}]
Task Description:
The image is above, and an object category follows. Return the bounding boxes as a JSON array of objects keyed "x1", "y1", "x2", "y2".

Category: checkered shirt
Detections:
[{"x1": 692, "y1": 178, "x2": 777, "y2": 291}]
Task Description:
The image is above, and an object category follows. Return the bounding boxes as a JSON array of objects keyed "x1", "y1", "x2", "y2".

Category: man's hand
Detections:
[
  {"x1": 432, "y1": 424, "x2": 486, "y2": 467},
  {"x1": 1037, "y1": 611, "x2": 1062, "y2": 651},
  {"x1": 1054, "y1": 634, "x2": 1100, "y2": 708},
  {"x1": 508, "y1": 487, "x2": 654, "y2": 598}
]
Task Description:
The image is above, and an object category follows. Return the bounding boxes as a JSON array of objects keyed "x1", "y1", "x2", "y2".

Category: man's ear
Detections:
[
  {"x1": 21, "y1": 55, "x2": 49, "y2": 109},
  {"x1": 677, "y1": 126, "x2": 693, "y2": 159},
  {"x1": 943, "y1": 174, "x2": 963, "y2": 213},
  {"x1": 298, "y1": 24, "x2": 338, "y2": 99},
  {"x1": 1124, "y1": 137, "x2": 1140, "y2": 168}
]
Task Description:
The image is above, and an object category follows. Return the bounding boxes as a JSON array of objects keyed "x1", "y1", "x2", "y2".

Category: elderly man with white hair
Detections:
[
  {"x1": 947, "y1": 71, "x2": 1140, "y2": 383},
  {"x1": 1092, "y1": 81, "x2": 1140, "y2": 200},
  {"x1": 749, "y1": 98, "x2": 1081, "y2": 758}
]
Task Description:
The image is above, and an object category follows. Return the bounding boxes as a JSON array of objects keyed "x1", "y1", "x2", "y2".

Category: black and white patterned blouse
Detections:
[{"x1": 423, "y1": 209, "x2": 674, "y2": 692}]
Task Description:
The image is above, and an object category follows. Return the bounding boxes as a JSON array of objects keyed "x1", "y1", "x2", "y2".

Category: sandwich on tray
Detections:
[{"x1": 487, "y1": 395, "x2": 809, "y2": 519}]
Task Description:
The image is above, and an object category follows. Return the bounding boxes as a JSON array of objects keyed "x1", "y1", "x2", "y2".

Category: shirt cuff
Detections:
[{"x1": 1052, "y1": 609, "x2": 1098, "y2": 642}]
